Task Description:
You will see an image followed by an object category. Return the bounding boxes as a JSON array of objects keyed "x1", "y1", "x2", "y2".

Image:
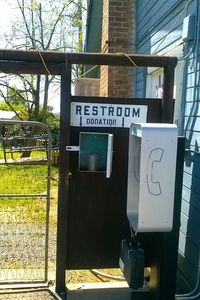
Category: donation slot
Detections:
[{"x1": 79, "y1": 132, "x2": 113, "y2": 178}]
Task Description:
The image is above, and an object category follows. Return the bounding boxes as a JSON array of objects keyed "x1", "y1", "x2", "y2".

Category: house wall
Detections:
[
  {"x1": 78, "y1": 0, "x2": 102, "y2": 95},
  {"x1": 136, "y1": 0, "x2": 200, "y2": 293},
  {"x1": 84, "y1": 0, "x2": 103, "y2": 78},
  {"x1": 84, "y1": 0, "x2": 136, "y2": 97}
]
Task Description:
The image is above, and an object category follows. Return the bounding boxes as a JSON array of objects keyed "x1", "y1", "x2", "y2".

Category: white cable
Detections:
[{"x1": 90, "y1": 269, "x2": 125, "y2": 281}]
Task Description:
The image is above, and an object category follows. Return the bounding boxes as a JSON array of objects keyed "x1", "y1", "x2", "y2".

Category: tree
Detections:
[
  {"x1": 0, "y1": 0, "x2": 86, "y2": 123},
  {"x1": 0, "y1": 85, "x2": 28, "y2": 120}
]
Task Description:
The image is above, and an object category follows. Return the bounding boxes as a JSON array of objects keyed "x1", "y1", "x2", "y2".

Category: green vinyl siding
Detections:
[{"x1": 84, "y1": 0, "x2": 103, "y2": 78}]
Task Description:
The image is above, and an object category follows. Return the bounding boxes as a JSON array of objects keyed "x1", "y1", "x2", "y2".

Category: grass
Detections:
[
  {"x1": 0, "y1": 158, "x2": 58, "y2": 273},
  {"x1": 0, "y1": 163, "x2": 58, "y2": 222},
  {"x1": 0, "y1": 149, "x2": 47, "y2": 160},
  {"x1": 0, "y1": 164, "x2": 57, "y2": 194}
]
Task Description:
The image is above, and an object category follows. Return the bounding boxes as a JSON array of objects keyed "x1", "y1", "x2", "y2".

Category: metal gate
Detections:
[{"x1": 0, "y1": 120, "x2": 53, "y2": 285}]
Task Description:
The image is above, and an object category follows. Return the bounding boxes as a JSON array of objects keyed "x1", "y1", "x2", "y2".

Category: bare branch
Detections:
[
  {"x1": 38, "y1": 3, "x2": 44, "y2": 48},
  {"x1": 0, "y1": 81, "x2": 32, "y2": 104},
  {"x1": 16, "y1": 0, "x2": 36, "y2": 48},
  {"x1": 3, "y1": 0, "x2": 86, "y2": 123},
  {"x1": 45, "y1": 5, "x2": 66, "y2": 49}
]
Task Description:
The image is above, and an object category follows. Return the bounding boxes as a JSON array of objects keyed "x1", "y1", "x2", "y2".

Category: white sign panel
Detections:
[{"x1": 70, "y1": 102, "x2": 147, "y2": 128}]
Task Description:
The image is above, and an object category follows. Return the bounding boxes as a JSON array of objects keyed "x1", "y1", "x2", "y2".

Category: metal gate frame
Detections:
[{"x1": 0, "y1": 119, "x2": 52, "y2": 286}]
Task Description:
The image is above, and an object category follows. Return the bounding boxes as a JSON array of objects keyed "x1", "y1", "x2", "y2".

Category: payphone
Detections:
[
  {"x1": 119, "y1": 123, "x2": 178, "y2": 290},
  {"x1": 127, "y1": 123, "x2": 178, "y2": 232}
]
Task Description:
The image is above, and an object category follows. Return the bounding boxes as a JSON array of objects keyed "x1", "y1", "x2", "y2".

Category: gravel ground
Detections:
[
  {"x1": 0, "y1": 289, "x2": 59, "y2": 299},
  {"x1": 0, "y1": 181, "x2": 124, "y2": 288},
  {"x1": 0, "y1": 222, "x2": 57, "y2": 281},
  {"x1": 0, "y1": 201, "x2": 57, "y2": 282}
]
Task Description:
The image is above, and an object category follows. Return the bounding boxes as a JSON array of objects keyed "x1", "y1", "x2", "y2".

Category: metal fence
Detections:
[{"x1": 0, "y1": 120, "x2": 56, "y2": 285}]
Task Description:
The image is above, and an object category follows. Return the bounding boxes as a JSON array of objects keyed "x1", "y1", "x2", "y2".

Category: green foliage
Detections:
[
  {"x1": 0, "y1": 83, "x2": 59, "y2": 143},
  {"x1": 0, "y1": 101, "x2": 28, "y2": 120},
  {"x1": 28, "y1": 106, "x2": 60, "y2": 146},
  {"x1": 42, "y1": 110, "x2": 60, "y2": 146},
  {"x1": 7, "y1": 86, "x2": 27, "y2": 106}
]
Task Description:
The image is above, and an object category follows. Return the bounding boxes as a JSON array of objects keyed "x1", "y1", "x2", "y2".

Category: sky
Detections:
[
  {"x1": 0, "y1": 0, "x2": 61, "y2": 113},
  {"x1": 0, "y1": 0, "x2": 16, "y2": 39},
  {"x1": 0, "y1": 1, "x2": 87, "y2": 114},
  {"x1": 0, "y1": 1, "x2": 13, "y2": 28},
  {"x1": 0, "y1": 1, "x2": 63, "y2": 113}
]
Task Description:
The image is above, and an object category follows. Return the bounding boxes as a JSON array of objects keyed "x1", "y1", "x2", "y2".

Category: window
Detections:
[{"x1": 146, "y1": 44, "x2": 184, "y2": 128}]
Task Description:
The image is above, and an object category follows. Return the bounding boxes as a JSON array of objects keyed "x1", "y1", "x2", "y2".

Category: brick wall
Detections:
[
  {"x1": 74, "y1": 78, "x2": 100, "y2": 96},
  {"x1": 100, "y1": 0, "x2": 136, "y2": 97},
  {"x1": 100, "y1": 0, "x2": 109, "y2": 97}
]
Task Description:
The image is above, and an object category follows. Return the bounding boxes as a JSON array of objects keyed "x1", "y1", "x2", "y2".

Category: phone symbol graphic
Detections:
[{"x1": 146, "y1": 148, "x2": 164, "y2": 196}]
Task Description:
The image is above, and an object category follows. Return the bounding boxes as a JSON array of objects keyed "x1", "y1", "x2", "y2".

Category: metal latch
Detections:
[{"x1": 66, "y1": 146, "x2": 80, "y2": 152}]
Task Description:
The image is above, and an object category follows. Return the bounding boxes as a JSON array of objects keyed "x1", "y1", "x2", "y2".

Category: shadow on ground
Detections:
[
  {"x1": 67, "y1": 288, "x2": 150, "y2": 300},
  {"x1": 0, "y1": 288, "x2": 59, "y2": 299}
]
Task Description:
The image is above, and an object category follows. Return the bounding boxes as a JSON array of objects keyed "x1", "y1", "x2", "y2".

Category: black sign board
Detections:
[{"x1": 65, "y1": 96, "x2": 163, "y2": 269}]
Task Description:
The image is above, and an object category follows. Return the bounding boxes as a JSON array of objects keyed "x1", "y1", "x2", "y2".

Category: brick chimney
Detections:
[{"x1": 100, "y1": 0, "x2": 136, "y2": 97}]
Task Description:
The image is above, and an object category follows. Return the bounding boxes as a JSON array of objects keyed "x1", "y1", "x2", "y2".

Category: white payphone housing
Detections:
[{"x1": 127, "y1": 123, "x2": 178, "y2": 232}]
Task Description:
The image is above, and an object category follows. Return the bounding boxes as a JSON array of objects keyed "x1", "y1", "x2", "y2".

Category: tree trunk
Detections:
[
  {"x1": 21, "y1": 74, "x2": 41, "y2": 158},
  {"x1": 34, "y1": 75, "x2": 41, "y2": 120},
  {"x1": 42, "y1": 75, "x2": 49, "y2": 121}
]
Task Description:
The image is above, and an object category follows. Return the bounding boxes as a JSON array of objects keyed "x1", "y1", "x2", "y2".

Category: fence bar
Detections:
[
  {"x1": 0, "y1": 49, "x2": 177, "y2": 68},
  {"x1": 56, "y1": 60, "x2": 71, "y2": 297}
]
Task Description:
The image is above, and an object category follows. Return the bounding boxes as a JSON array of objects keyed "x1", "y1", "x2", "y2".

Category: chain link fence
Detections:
[{"x1": 0, "y1": 120, "x2": 57, "y2": 285}]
